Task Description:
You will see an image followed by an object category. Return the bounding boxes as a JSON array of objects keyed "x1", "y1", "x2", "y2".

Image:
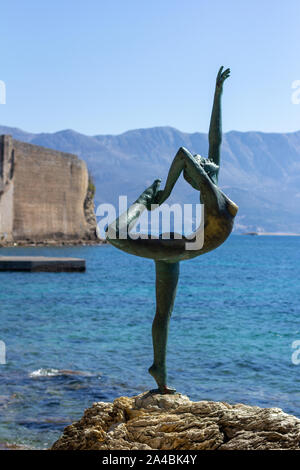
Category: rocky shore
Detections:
[
  {"x1": 0, "y1": 238, "x2": 107, "y2": 248},
  {"x1": 51, "y1": 391, "x2": 300, "y2": 451}
]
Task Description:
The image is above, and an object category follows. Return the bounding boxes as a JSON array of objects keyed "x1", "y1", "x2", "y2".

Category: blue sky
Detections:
[{"x1": 0, "y1": 0, "x2": 300, "y2": 135}]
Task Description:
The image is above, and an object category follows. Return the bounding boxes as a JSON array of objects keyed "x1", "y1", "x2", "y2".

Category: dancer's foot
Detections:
[
  {"x1": 148, "y1": 364, "x2": 176, "y2": 394},
  {"x1": 136, "y1": 179, "x2": 161, "y2": 211},
  {"x1": 150, "y1": 386, "x2": 177, "y2": 395},
  {"x1": 162, "y1": 385, "x2": 177, "y2": 394},
  {"x1": 148, "y1": 364, "x2": 165, "y2": 387}
]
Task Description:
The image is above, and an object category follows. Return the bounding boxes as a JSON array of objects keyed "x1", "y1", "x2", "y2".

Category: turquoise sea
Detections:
[{"x1": 0, "y1": 236, "x2": 300, "y2": 449}]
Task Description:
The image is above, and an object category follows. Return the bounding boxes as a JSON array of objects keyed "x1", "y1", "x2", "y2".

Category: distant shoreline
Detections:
[
  {"x1": 1, "y1": 235, "x2": 300, "y2": 247},
  {"x1": 241, "y1": 232, "x2": 300, "y2": 236}
]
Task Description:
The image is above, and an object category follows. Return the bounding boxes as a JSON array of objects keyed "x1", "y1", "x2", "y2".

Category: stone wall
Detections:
[{"x1": 0, "y1": 135, "x2": 97, "y2": 242}]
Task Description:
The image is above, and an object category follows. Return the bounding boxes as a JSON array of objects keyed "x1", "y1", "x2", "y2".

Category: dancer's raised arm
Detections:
[{"x1": 208, "y1": 66, "x2": 230, "y2": 183}]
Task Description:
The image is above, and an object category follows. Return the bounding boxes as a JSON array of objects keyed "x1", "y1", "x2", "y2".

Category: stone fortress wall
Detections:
[{"x1": 0, "y1": 135, "x2": 97, "y2": 242}]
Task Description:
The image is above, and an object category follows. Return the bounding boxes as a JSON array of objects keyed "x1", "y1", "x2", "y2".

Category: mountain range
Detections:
[{"x1": 1, "y1": 124, "x2": 299, "y2": 233}]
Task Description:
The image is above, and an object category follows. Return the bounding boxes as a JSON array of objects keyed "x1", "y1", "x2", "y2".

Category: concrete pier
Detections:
[{"x1": 0, "y1": 256, "x2": 86, "y2": 272}]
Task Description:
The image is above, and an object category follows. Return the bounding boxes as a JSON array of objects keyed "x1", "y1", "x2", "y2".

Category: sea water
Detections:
[{"x1": 0, "y1": 236, "x2": 299, "y2": 449}]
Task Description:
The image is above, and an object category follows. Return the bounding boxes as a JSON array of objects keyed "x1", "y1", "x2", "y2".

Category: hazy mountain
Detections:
[{"x1": 1, "y1": 124, "x2": 299, "y2": 233}]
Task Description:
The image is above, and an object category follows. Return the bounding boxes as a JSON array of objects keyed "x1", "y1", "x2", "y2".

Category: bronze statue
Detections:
[{"x1": 106, "y1": 66, "x2": 238, "y2": 394}]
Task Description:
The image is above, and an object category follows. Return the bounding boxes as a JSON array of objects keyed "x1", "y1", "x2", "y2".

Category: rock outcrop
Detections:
[
  {"x1": 83, "y1": 175, "x2": 97, "y2": 240},
  {"x1": 0, "y1": 135, "x2": 97, "y2": 242},
  {"x1": 51, "y1": 392, "x2": 300, "y2": 450}
]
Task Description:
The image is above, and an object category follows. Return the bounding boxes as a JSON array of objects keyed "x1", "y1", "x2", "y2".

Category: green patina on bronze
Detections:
[{"x1": 106, "y1": 67, "x2": 238, "y2": 394}]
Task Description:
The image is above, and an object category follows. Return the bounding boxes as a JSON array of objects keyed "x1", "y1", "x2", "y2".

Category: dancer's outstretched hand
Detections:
[
  {"x1": 216, "y1": 66, "x2": 230, "y2": 92},
  {"x1": 136, "y1": 179, "x2": 161, "y2": 211}
]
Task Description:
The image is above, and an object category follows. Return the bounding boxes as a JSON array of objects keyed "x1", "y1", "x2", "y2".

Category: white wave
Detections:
[
  {"x1": 29, "y1": 368, "x2": 60, "y2": 377},
  {"x1": 29, "y1": 368, "x2": 98, "y2": 378}
]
